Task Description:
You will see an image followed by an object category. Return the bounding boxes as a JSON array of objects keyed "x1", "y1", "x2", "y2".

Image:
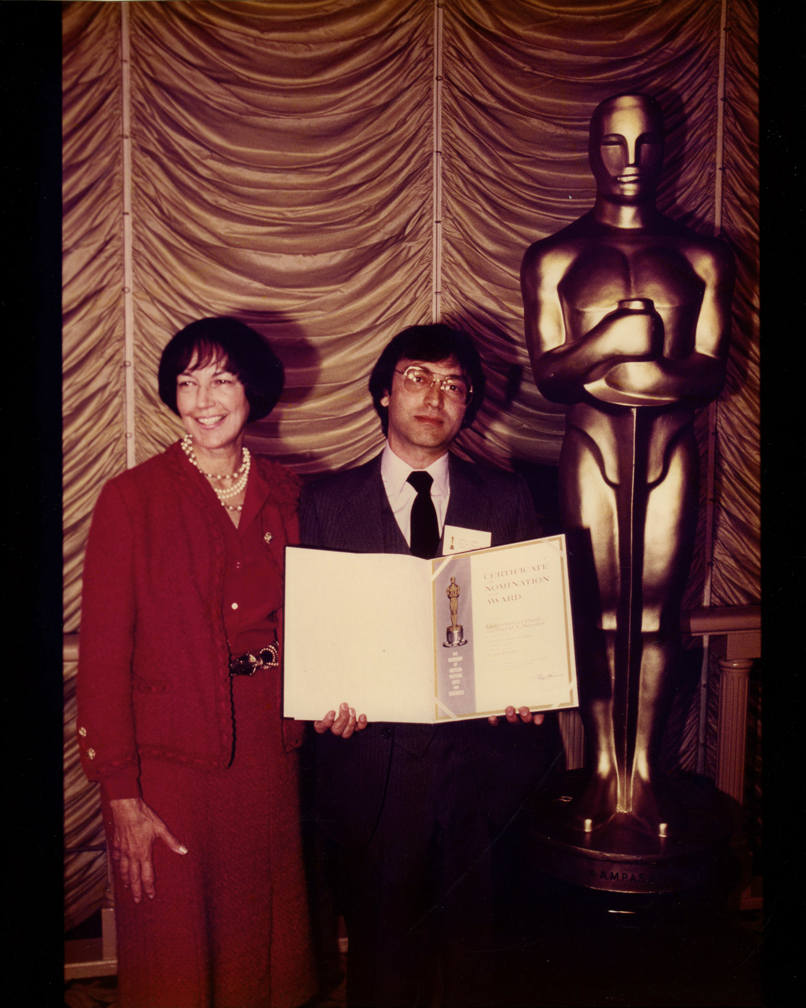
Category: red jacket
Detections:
[{"x1": 76, "y1": 441, "x2": 304, "y2": 792}]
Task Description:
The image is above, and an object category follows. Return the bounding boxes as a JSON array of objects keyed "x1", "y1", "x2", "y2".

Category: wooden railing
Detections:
[
  {"x1": 681, "y1": 605, "x2": 761, "y2": 803},
  {"x1": 558, "y1": 605, "x2": 761, "y2": 804}
]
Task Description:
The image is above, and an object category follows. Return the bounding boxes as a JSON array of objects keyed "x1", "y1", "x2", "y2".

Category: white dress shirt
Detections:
[{"x1": 380, "y1": 443, "x2": 451, "y2": 547}]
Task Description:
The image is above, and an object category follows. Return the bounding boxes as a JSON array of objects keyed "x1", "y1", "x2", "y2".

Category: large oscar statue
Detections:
[{"x1": 521, "y1": 93, "x2": 735, "y2": 891}]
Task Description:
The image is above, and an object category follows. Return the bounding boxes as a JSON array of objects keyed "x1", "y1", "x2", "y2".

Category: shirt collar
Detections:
[{"x1": 381, "y1": 442, "x2": 450, "y2": 499}]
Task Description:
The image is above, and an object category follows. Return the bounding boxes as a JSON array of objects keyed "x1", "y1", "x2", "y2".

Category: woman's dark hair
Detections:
[
  {"x1": 368, "y1": 324, "x2": 486, "y2": 435},
  {"x1": 158, "y1": 317, "x2": 284, "y2": 423}
]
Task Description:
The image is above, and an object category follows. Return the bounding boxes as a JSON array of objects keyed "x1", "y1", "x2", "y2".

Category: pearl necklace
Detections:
[{"x1": 181, "y1": 435, "x2": 251, "y2": 511}]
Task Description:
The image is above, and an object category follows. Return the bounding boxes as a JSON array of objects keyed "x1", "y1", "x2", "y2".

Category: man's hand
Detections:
[
  {"x1": 314, "y1": 702, "x2": 368, "y2": 738},
  {"x1": 109, "y1": 797, "x2": 188, "y2": 903},
  {"x1": 488, "y1": 705, "x2": 545, "y2": 727}
]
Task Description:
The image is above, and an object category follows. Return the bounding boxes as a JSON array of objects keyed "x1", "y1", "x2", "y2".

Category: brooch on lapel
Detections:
[{"x1": 264, "y1": 532, "x2": 273, "y2": 544}]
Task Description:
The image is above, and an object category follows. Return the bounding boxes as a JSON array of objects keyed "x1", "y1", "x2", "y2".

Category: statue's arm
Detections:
[
  {"x1": 603, "y1": 240, "x2": 735, "y2": 406},
  {"x1": 521, "y1": 242, "x2": 659, "y2": 405},
  {"x1": 659, "y1": 240, "x2": 735, "y2": 402}
]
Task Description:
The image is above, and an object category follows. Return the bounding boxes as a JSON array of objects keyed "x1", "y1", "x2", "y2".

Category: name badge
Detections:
[{"x1": 441, "y1": 525, "x2": 492, "y2": 555}]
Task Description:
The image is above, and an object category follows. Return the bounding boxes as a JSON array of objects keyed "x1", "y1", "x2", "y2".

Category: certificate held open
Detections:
[{"x1": 283, "y1": 535, "x2": 578, "y2": 724}]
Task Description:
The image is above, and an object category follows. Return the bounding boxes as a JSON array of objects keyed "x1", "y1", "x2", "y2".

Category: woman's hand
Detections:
[
  {"x1": 488, "y1": 705, "x2": 545, "y2": 726},
  {"x1": 314, "y1": 702, "x2": 368, "y2": 739},
  {"x1": 109, "y1": 798, "x2": 188, "y2": 903}
]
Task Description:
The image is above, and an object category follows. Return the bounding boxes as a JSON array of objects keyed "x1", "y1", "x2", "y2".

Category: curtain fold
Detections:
[
  {"x1": 62, "y1": 0, "x2": 759, "y2": 930},
  {"x1": 63, "y1": 1, "x2": 126, "y2": 634},
  {"x1": 712, "y1": 0, "x2": 759, "y2": 609}
]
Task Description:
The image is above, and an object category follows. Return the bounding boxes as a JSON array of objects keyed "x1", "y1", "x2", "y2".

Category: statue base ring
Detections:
[
  {"x1": 443, "y1": 626, "x2": 467, "y2": 647},
  {"x1": 529, "y1": 771, "x2": 734, "y2": 894}
]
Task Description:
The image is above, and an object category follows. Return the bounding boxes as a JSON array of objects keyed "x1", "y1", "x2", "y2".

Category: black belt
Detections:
[{"x1": 229, "y1": 641, "x2": 280, "y2": 676}]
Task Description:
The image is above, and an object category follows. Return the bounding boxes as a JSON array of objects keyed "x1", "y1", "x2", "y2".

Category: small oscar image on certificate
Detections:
[{"x1": 282, "y1": 535, "x2": 578, "y2": 724}]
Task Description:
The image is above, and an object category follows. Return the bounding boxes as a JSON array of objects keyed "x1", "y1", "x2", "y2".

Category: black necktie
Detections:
[{"x1": 407, "y1": 471, "x2": 440, "y2": 559}]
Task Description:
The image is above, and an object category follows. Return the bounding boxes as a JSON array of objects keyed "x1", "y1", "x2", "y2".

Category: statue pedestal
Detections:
[
  {"x1": 497, "y1": 856, "x2": 757, "y2": 1007},
  {"x1": 529, "y1": 770, "x2": 734, "y2": 894}
]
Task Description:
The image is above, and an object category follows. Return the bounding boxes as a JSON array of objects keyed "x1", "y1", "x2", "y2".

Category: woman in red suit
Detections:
[{"x1": 76, "y1": 318, "x2": 315, "y2": 1008}]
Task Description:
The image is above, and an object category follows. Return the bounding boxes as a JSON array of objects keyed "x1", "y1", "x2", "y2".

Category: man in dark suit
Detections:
[{"x1": 300, "y1": 324, "x2": 554, "y2": 1008}]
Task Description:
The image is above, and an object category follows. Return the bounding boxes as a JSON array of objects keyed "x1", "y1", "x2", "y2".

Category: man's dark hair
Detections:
[
  {"x1": 158, "y1": 317, "x2": 284, "y2": 423},
  {"x1": 368, "y1": 323, "x2": 486, "y2": 436}
]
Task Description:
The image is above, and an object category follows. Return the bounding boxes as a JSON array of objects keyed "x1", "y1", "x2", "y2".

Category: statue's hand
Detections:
[
  {"x1": 595, "y1": 301, "x2": 663, "y2": 366},
  {"x1": 531, "y1": 299, "x2": 664, "y2": 405}
]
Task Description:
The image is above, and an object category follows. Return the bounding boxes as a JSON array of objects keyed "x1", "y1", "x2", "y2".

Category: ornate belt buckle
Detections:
[
  {"x1": 258, "y1": 643, "x2": 280, "y2": 668},
  {"x1": 229, "y1": 652, "x2": 258, "y2": 676},
  {"x1": 229, "y1": 641, "x2": 279, "y2": 675}
]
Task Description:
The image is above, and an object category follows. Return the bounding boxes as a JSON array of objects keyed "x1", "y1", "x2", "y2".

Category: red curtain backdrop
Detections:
[{"x1": 63, "y1": 0, "x2": 758, "y2": 929}]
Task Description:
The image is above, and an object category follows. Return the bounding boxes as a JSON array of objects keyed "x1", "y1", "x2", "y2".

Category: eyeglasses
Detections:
[{"x1": 394, "y1": 366, "x2": 472, "y2": 403}]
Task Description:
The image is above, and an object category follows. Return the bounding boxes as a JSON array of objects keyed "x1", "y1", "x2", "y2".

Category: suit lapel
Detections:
[
  {"x1": 336, "y1": 454, "x2": 493, "y2": 554},
  {"x1": 330, "y1": 455, "x2": 409, "y2": 555},
  {"x1": 444, "y1": 454, "x2": 493, "y2": 536}
]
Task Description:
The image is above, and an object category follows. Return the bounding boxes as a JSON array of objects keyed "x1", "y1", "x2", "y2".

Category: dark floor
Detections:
[
  {"x1": 64, "y1": 964, "x2": 347, "y2": 1008},
  {"x1": 65, "y1": 891, "x2": 762, "y2": 1008},
  {"x1": 493, "y1": 878, "x2": 763, "y2": 1008}
]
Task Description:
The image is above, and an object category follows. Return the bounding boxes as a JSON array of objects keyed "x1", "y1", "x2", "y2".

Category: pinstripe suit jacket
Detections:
[{"x1": 300, "y1": 451, "x2": 549, "y2": 848}]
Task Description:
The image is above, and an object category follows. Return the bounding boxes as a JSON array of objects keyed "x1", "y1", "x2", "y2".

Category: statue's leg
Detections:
[
  {"x1": 630, "y1": 429, "x2": 698, "y2": 831},
  {"x1": 560, "y1": 425, "x2": 620, "y2": 827}
]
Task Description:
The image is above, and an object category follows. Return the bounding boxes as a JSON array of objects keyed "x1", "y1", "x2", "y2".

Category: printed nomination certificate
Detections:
[{"x1": 283, "y1": 536, "x2": 578, "y2": 724}]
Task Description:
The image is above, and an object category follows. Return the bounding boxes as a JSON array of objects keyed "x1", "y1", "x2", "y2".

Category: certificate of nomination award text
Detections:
[{"x1": 283, "y1": 535, "x2": 578, "y2": 723}]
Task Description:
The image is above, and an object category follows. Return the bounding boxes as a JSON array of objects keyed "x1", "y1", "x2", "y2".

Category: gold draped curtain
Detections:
[{"x1": 63, "y1": 0, "x2": 758, "y2": 930}]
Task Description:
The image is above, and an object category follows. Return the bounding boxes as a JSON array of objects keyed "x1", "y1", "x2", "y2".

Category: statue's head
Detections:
[{"x1": 588, "y1": 93, "x2": 665, "y2": 205}]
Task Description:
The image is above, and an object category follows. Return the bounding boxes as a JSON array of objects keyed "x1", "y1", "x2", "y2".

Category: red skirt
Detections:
[{"x1": 105, "y1": 670, "x2": 315, "y2": 1008}]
